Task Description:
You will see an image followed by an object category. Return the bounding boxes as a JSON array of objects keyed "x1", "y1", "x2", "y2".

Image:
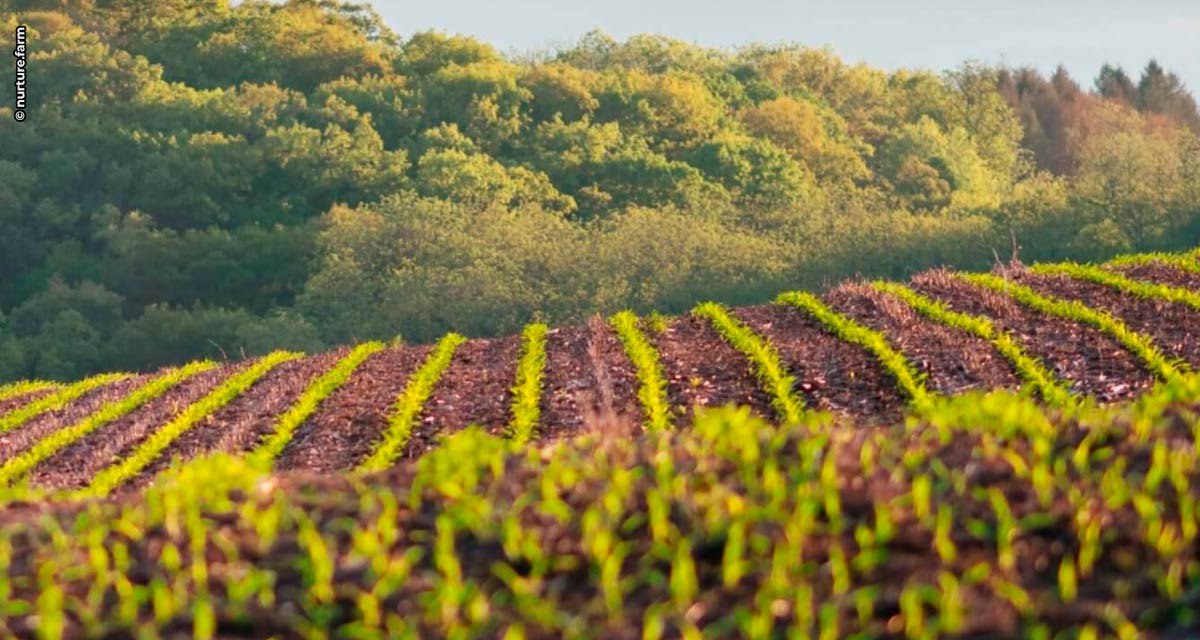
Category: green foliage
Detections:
[
  {"x1": 775, "y1": 291, "x2": 934, "y2": 412},
  {"x1": 251, "y1": 342, "x2": 387, "y2": 468},
  {"x1": 961, "y1": 272, "x2": 1187, "y2": 384},
  {"x1": 0, "y1": 372, "x2": 131, "y2": 435},
  {"x1": 609, "y1": 311, "x2": 672, "y2": 432},
  {"x1": 2, "y1": 3, "x2": 1200, "y2": 382},
  {"x1": 692, "y1": 302, "x2": 805, "y2": 423},
  {"x1": 358, "y1": 334, "x2": 466, "y2": 473},
  {"x1": 507, "y1": 324, "x2": 548, "y2": 445},
  {"x1": 0, "y1": 361, "x2": 216, "y2": 487},
  {"x1": 77, "y1": 351, "x2": 302, "y2": 498},
  {"x1": 871, "y1": 281, "x2": 1073, "y2": 406},
  {"x1": 1032, "y1": 262, "x2": 1200, "y2": 313}
]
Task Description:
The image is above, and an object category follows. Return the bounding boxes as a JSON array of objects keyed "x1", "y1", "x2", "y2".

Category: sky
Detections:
[{"x1": 371, "y1": 0, "x2": 1200, "y2": 95}]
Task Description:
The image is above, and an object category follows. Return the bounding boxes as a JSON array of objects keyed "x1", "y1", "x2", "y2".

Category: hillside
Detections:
[
  {"x1": 0, "y1": 250, "x2": 1197, "y2": 498},
  {"x1": 0, "y1": 250, "x2": 1198, "y2": 636}
]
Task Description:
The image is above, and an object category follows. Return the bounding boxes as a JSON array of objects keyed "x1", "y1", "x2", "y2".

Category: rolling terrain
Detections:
[{"x1": 0, "y1": 249, "x2": 1199, "y2": 637}]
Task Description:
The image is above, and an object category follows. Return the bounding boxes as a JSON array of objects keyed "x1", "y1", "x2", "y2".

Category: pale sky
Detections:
[{"x1": 371, "y1": 0, "x2": 1200, "y2": 96}]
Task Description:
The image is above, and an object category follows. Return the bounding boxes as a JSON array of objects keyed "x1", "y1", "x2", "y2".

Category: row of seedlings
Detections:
[
  {"x1": 692, "y1": 302, "x2": 805, "y2": 424},
  {"x1": 75, "y1": 351, "x2": 302, "y2": 498},
  {"x1": 609, "y1": 311, "x2": 673, "y2": 432},
  {"x1": 0, "y1": 380, "x2": 59, "y2": 404},
  {"x1": 1032, "y1": 262, "x2": 1200, "y2": 313},
  {"x1": 506, "y1": 323, "x2": 549, "y2": 446},
  {"x1": 249, "y1": 342, "x2": 388, "y2": 469},
  {"x1": 775, "y1": 291, "x2": 935, "y2": 414},
  {"x1": 961, "y1": 273, "x2": 1187, "y2": 385},
  {"x1": 0, "y1": 361, "x2": 217, "y2": 487},
  {"x1": 358, "y1": 334, "x2": 466, "y2": 473},
  {"x1": 871, "y1": 281, "x2": 1074, "y2": 407},
  {"x1": 0, "y1": 372, "x2": 132, "y2": 436},
  {"x1": 1106, "y1": 250, "x2": 1200, "y2": 275}
]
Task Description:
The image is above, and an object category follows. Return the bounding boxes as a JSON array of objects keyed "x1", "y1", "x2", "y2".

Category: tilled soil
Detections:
[
  {"x1": 1112, "y1": 262, "x2": 1200, "y2": 293},
  {"x1": 824, "y1": 283, "x2": 1021, "y2": 395},
  {"x1": 910, "y1": 270, "x2": 1154, "y2": 402},
  {"x1": 539, "y1": 321, "x2": 640, "y2": 441},
  {"x1": 1014, "y1": 270, "x2": 1200, "y2": 369},
  {"x1": 408, "y1": 335, "x2": 522, "y2": 456},
  {"x1": 119, "y1": 351, "x2": 345, "y2": 493},
  {"x1": 274, "y1": 345, "x2": 431, "y2": 473},
  {"x1": 26, "y1": 365, "x2": 240, "y2": 491},
  {"x1": 734, "y1": 304, "x2": 906, "y2": 422},
  {"x1": 0, "y1": 388, "x2": 58, "y2": 417},
  {"x1": 651, "y1": 314, "x2": 775, "y2": 424},
  {"x1": 0, "y1": 376, "x2": 149, "y2": 465}
]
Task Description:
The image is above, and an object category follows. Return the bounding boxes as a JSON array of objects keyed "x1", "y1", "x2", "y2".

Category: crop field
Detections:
[{"x1": 1, "y1": 250, "x2": 1200, "y2": 637}]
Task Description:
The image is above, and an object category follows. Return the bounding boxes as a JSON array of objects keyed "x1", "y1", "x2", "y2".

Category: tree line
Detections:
[{"x1": 0, "y1": 0, "x2": 1198, "y2": 381}]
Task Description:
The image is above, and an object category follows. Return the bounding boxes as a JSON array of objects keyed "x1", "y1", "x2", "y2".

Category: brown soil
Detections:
[
  {"x1": 26, "y1": 364, "x2": 240, "y2": 491},
  {"x1": 119, "y1": 351, "x2": 345, "y2": 493},
  {"x1": 733, "y1": 304, "x2": 906, "y2": 422},
  {"x1": 539, "y1": 321, "x2": 640, "y2": 441},
  {"x1": 1014, "y1": 270, "x2": 1200, "y2": 369},
  {"x1": 650, "y1": 314, "x2": 775, "y2": 424},
  {"x1": 0, "y1": 376, "x2": 148, "y2": 465},
  {"x1": 1111, "y1": 262, "x2": 1200, "y2": 293},
  {"x1": 273, "y1": 344, "x2": 431, "y2": 473},
  {"x1": 825, "y1": 283, "x2": 1022, "y2": 395},
  {"x1": 0, "y1": 388, "x2": 58, "y2": 417},
  {"x1": 910, "y1": 270, "x2": 1154, "y2": 402},
  {"x1": 405, "y1": 335, "x2": 522, "y2": 457}
]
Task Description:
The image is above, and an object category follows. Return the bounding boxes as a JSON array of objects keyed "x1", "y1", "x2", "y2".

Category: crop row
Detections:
[
  {"x1": 1033, "y1": 262, "x2": 1200, "y2": 313},
  {"x1": 3, "y1": 370, "x2": 1200, "y2": 637},
  {"x1": 870, "y1": 281, "x2": 1074, "y2": 407},
  {"x1": 1106, "y1": 248, "x2": 1200, "y2": 274},
  {"x1": 961, "y1": 272, "x2": 1188, "y2": 384},
  {"x1": 2, "y1": 252, "x2": 1199, "y2": 494},
  {"x1": 0, "y1": 380, "x2": 58, "y2": 403}
]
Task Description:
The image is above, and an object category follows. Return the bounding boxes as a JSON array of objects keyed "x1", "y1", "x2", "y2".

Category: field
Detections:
[{"x1": 1, "y1": 250, "x2": 1200, "y2": 637}]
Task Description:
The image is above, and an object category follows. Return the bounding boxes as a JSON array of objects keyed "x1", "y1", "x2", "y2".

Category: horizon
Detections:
[{"x1": 369, "y1": 0, "x2": 1200, "y2": 96}]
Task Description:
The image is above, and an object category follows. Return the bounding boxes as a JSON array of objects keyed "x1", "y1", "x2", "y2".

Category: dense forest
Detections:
[{"x1": 1, "y1": 0, "x2": 1198, "y2": 382}]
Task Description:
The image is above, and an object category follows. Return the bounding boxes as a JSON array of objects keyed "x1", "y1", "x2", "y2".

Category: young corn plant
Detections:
[
  {"x1": 507, "y1": 323, "x2": 548, "y2": 446},
  {"x1": 0, "y1": 361, "x2": 217, "y2": 487},
  {"x1": 250, "y1": 342, "x2": 387, "y2": 468},
  {"x1": 358, "y1": 333, "x2": 465, "y2": 473},
  {"x1": 961, "y1": 272, "x2": 1187, "y2": 384},
  {"x1": 76, "y1": 351, "x2": 302, "y2": 498},
  {"x1": 0, "y1": 372, "x2": 131, "y2": 434},
  {"x1": 609, "y1": 311, "x2": 672, "y2": 432},
  {"x1": 775, "y1": 291, "x2": 934, "y2": 413},
  {"x1": 693, "y1": 302, "x2": 805, "y2": 424},
  {"x1": 871, "y1": 281, "x2": 1073, "y2": 407},
  {"x1": 1032, "y1": 262, "x2": 1200, "y2": 313}
]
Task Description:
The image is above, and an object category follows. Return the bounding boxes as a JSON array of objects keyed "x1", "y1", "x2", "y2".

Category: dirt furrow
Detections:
[
  {"x1": 26, "y1": 365, "x2": 240, "y2": 491},
  {"x1": 539, "y1": 320, "x2": 640, "y2": 441},
  {"x1": 651, "y1": 314, "x2": 775, "y2": 425},
  {"x1": 0, "y1": 388, "x2": 59, "y2": 419},
  {"x1": 274, "y1": 345, "x2": 430, "y2": 473},
  {"x1": 1013, "y1": 270, "x2": 1200, "y2": 369},
  {"x1": 405, "y1": 335, "x2": 522, "y2": 458},
  {"x1": 0, "y1": 377, "x2": 149, "y2": 465},
  {"x1": 910, "y1": 270, "x2": 1153, "y2": 402},
  {"x1": 120, "y1": 352, "x2": 344, "y2": 493},
  {"x1": 733, "y1": 304, "x2": 905, "y2": 422},
  {"x1": 824, "y1": 283, "x2": 1021, "y2": 395},
  {"x1": 1111, "y1": 262, "x2": 1200, "y2": 293}
]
